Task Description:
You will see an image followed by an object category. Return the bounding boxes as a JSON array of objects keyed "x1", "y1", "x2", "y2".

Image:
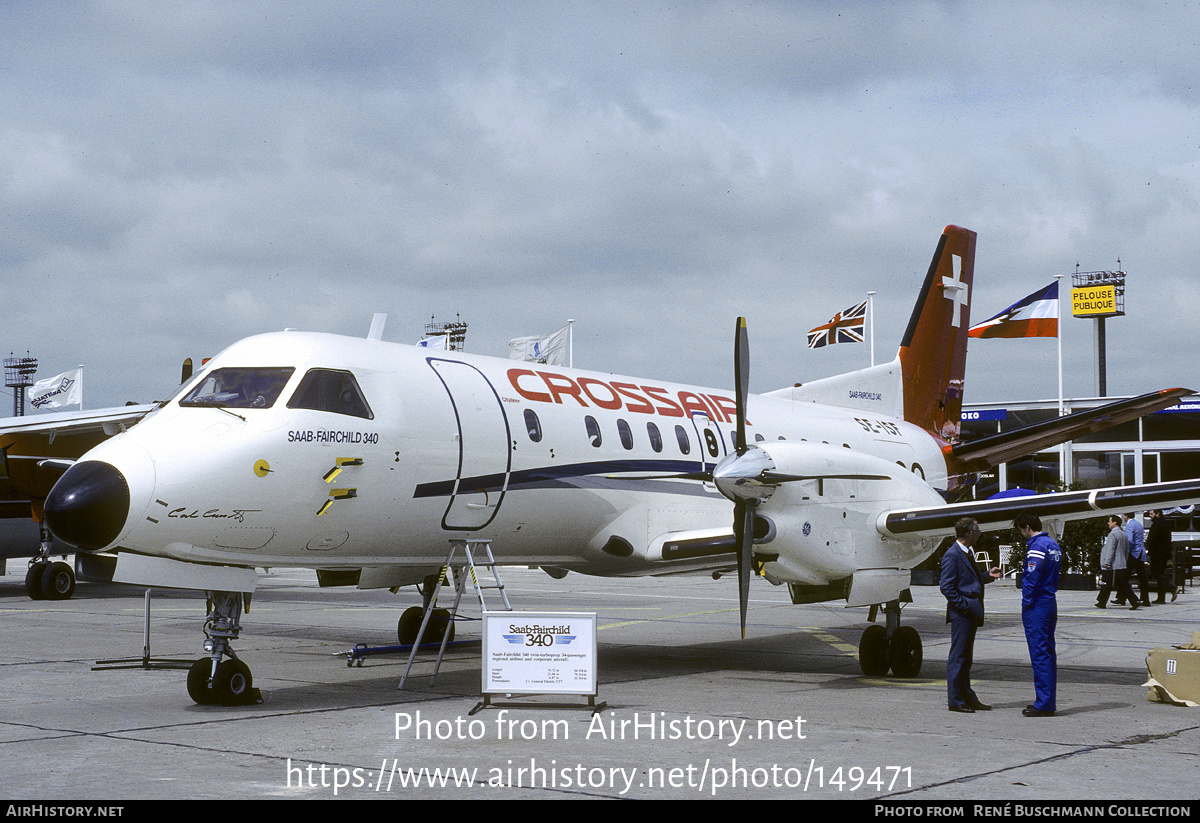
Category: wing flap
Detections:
[{"x1": 878, "y1": 478, "x2": 1200, "y2": 540}]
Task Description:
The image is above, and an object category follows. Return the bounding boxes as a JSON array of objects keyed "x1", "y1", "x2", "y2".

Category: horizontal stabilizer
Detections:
[
  {"x1": 950, "y1": 388, "x2": 1192, "y2": 471},
  {"x1": 878, "y1": 477, "x2": 1200, "y2": 540}
]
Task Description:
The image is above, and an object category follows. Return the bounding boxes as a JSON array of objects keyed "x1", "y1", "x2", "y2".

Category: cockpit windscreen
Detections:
[{"x1": 179, "y1": 367, "x2": 296, "y2": 409}]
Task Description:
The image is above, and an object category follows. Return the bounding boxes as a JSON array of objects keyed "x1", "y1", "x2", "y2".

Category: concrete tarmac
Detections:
[{"x1": 1, "y1": 565, "x2": 1197, "y2": 801}]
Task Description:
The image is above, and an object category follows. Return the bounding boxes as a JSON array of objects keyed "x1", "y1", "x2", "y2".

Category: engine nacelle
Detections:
[{"x1": 745, "y1": 442, "x2": 945, "y2": 587}]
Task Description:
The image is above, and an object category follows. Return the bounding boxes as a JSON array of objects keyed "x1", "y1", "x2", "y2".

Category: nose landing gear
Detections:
[{"x1": 187, "y1": 590, "x2": 262, "y2": 706}]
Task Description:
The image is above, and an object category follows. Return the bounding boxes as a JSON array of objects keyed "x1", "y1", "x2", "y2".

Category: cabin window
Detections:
[
  {"x1": 181, "y1": 367, "x2": 295, "y2": 410},
  {"x1": 647, "y1": 422, "x2": 663, "y2": 453},
  {"x1": 674, "y1": 425, "x2": 691, "y2": 455},
  {"x1": 704, "y1": 429, "x2": 719, "y2": 457},
  {"x1": 287, "y1": 369, "x2": 373, "y2": 419},
  {"x1": 585, "y1": 416, "x2": 602, "y2": 447},
  {"x1": 617, "y1": 419, "x2": 634, "y2": 450},
  {"x1": 524, "y1": 409, "x2": 542, "y2": 442}
]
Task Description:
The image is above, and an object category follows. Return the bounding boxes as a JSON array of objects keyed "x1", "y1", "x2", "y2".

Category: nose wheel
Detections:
[
  {"x1": 187, "y1": 590, "x2": 262, "y2": 706},
  {"x1": 188, "y1": 657, "x2": 257, "y2": 706}
]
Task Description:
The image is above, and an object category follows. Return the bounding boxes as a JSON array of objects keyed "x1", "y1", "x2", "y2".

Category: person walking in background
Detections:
[
  {"x1": 1146, "y1": 509, "x2": 1180, "y2": 603},
  {"x1": 1097, "y1": 515, "x2": 1139, "y2": 610}
]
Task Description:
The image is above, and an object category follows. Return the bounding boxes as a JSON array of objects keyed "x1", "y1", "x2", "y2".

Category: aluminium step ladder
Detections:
[{"x1": 399, "y1": 538, "x2": 512, "y2": 688}]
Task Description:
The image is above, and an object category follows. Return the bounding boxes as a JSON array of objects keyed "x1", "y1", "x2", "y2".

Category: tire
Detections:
[
  {"x1": 397, "y1": 606, "x2": 456, "y2": 645},
  {"x1": 41, "y1": 562, "x2": 76, "y2": 600},
  {"x1": 212, "y1": 659, "x2": 253, "y2": 706},
  {"x1": 187, "y1": 658, "x2": 216, "y2": 705},
  {"x1": 887, "y1": 626, "x2": 922, "y2": 678},
  {"x1": 25, "y1": 564, "x2": 47, "y2": 600},
  {"x1": 429, "y1": 608, "x2": 456, "y2": 643},
  {"x1": 859, "y1": 624, "x2": 889, "y2": 676},
  {"x1": 397, "y1": 607, "x2": 423, "y2": 644}
]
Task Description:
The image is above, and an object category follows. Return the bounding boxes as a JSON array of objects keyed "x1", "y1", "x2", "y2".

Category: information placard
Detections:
[{"x1": 482, "y1": 611, "x2": 597, "y2": 696}]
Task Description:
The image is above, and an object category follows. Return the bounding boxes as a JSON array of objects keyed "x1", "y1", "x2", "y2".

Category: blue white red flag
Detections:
[
  {"x1": 807, "y1": 300, "x2": 867, "y2": 349},
  {"x1": 968, "y1": 282, "x2": 1058, "y2": 339}
]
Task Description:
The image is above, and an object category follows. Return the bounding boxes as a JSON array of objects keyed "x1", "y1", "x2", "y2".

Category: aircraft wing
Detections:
[
  {"x1": 0, "y1": 405, "x2": 156, "y2": 507},
  {"x1": 0, "y1": 404, "x2": 155, "y2": 443},
  {"x1": 877, "y1": 477, "x2": 1200, "y2": 540},
  {"x1": 949, "y1": 388, "x2": 1192, "y2": 470}
]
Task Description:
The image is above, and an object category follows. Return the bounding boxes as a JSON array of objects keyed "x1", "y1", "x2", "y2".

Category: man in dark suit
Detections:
[{"x1": 940, "y1": 517, "x2": 1000, "y2": 713}]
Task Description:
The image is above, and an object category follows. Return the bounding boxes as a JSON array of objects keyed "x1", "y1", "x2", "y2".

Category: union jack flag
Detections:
[{"x1": 807, "y1": 300, "x2": 867, "y2": 349}]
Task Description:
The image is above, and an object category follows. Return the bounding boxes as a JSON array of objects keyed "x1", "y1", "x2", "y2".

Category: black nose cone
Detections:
[{"x1": 44, "y1": 461, "x2": 130, "y2": 550}]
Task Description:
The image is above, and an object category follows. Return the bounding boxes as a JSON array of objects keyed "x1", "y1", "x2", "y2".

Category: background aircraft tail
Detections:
[{"x1": 896, "y1": 225, "x2": 975, "y2": 444}]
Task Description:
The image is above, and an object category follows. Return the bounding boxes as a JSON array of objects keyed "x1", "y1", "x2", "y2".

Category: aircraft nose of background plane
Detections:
[{"x1": 45, "y1": 461, "x2": 131, "y2": 551}]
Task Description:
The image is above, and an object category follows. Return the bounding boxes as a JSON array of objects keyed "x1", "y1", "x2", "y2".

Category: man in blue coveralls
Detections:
[{"x1": 1014, "y1": 511, "x2": 1061, "y2": 717}]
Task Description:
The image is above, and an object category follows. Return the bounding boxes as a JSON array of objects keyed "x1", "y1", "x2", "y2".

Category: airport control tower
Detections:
[{"x1": 4, "y1": 353, "x2": 37, "y2": 416}]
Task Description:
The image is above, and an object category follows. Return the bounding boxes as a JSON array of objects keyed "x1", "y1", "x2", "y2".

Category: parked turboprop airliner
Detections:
[{"x1": 41, "y1": 226, "x2": 1200, "y2": 705}]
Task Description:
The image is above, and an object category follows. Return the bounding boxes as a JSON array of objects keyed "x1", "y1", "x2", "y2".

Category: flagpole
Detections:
[
  {"x1": 1054, "y1": 275, "x2": 1072, "y2": 486},
  {"x1": 1054, "y1": 275, "x2": 1063, "y2": 415},
  {"x1": 866, "y1": 291, "x2": 876, "y2": 367}
]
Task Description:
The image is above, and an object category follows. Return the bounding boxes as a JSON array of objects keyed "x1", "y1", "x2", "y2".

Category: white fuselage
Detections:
[{"x1": 73, "y1": 331, "x2": 949, "y2": 587}]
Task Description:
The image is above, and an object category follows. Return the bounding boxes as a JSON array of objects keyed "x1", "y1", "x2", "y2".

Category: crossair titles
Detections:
[{"x1": 507, "y1": 368, "x2": 738, "y2": 421}]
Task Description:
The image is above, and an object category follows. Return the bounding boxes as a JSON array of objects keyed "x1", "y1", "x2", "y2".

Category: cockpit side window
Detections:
[
  {"x1": 180, "y1": 367, "x2": 295, "y2": 409},
  {"x1": 287, "y1": 369, "x2": 374, "y2": 419}
]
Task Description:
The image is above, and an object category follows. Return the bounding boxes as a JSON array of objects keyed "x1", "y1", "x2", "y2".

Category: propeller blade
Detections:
[
  {"x1": 760, "y1": 471, "x2": 891, "y2": 483},
  {"x1": 734, "y1": 317, "x2": 749, "y2": 453},
  {"x1": 735, "y1": 498, "x2": 756, "y2": 639}
]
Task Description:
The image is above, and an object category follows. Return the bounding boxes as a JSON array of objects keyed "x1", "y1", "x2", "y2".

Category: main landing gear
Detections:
[
  {"x1": 858, "y1": 599, "x2": 922, "y2": 678},
  {"x1": 186, "y1": 590, "x2": 262, "y2": 706},
  {"x1": 396, "y1": 572, "x2": 457, "y2": 645},
  {"x1": 25, "y1": 527, "x2": 75, "y2": 601}
]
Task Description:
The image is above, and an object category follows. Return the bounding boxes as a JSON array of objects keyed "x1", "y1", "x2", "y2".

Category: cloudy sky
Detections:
[{"x1": 3, "y1": 1, "x2": 1198, "y2": 413}]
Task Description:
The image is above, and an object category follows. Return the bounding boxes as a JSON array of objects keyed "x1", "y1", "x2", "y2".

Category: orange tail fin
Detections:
[{"x1": 897, "y1": 225, "x2": 976, "y2": 444}]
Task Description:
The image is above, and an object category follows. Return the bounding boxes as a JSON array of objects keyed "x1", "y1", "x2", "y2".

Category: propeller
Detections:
[
  {"x1": 731, "y1": 317, "x2": 754, "y2": 638},
  {"x1": 618, "y1": 317, "x2": 888, "y2": 638},
  {"x1": 722, "y1": 318, "x2": 887, "y2": 637}
]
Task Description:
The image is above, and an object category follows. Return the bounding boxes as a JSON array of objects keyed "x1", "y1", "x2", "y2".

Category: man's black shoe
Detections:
[
  {"x1": 968, "y1": 701, "x2": 992, "y2": 711},
  {"x1": 1022, "y1": 707, "x2": 1054, "y2": 717},
  {"x1": 948, "y1": 705, "x2": 975, "y2": 713}
]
